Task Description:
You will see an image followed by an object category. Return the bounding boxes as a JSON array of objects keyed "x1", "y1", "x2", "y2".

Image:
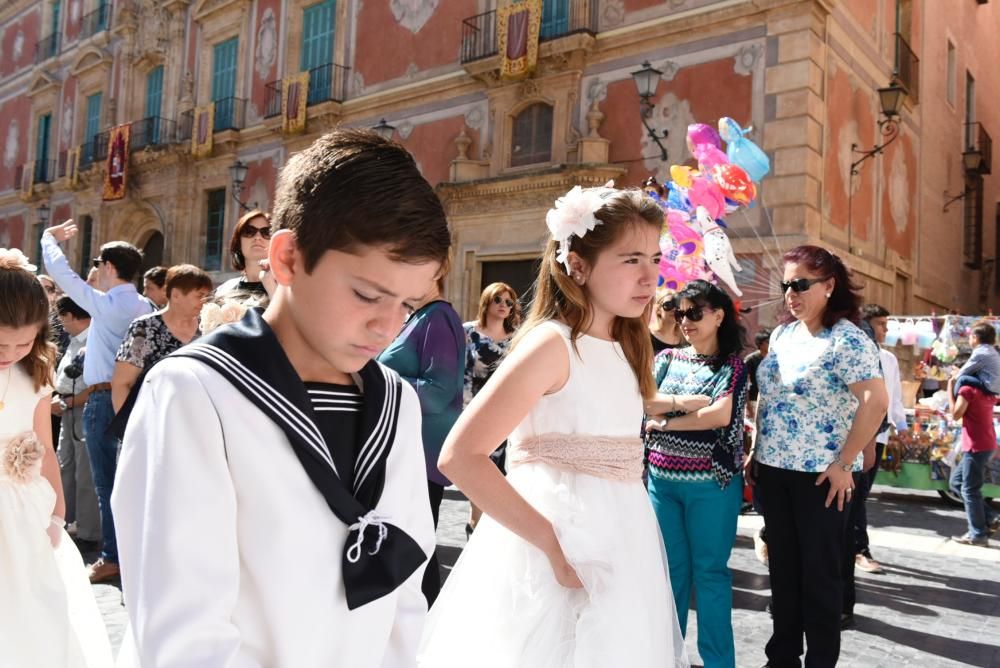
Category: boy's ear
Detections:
[{"x1": 268, "y1": 230, "x2": 299, "y2": 287}]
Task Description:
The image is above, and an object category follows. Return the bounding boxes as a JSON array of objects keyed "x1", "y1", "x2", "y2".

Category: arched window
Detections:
[{"x1": 510, "y1": 103, "x2": 553, "y2": 167}]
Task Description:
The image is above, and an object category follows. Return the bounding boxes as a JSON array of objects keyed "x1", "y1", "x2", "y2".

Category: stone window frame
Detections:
[
  {"x1": 284, "y1": 0, "x2": 350, "y2": 80},
  {"x1": 508, "y1": 100, "x2": 554, "y2": 168},
  {"x1": 193, "y1": 0, "x2": 250, "y2": 109},
  {"x1": 70, "y1": 46, "x2": 112, "y2": 148}
]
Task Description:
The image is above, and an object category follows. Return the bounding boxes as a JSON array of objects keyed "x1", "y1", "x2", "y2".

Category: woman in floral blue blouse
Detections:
[{"x1": 747, "y1": 246, "x2": 887, "y2": 668}]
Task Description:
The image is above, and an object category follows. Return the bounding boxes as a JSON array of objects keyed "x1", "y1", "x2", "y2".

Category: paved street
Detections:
[{"x1": 91, "y1": 486, "x2": 1000, "y2": 666}]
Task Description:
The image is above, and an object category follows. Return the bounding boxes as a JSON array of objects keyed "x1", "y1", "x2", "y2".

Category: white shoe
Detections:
[{"x1": 753, "y1": 527, "x2": 768, "y2": 565}]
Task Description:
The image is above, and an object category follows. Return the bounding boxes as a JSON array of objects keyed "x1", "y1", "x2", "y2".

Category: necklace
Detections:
[{"x1": 0, "y1": 367, "x2": 11, "y2": 411}]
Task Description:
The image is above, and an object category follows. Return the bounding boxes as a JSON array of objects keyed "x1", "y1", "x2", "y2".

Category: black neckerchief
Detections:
[{"x1": 169, "y1": 309, "x2": 426, "y2": 609}]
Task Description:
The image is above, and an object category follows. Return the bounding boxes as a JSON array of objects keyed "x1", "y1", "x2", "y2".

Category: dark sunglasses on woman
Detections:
[
  {"x1": 240, "y1": 225, "x2": 272, "y2": 240},
  {"x1": 673, "y1": 306, "x2": 710, "y2": 323},
  {"x1": 780, "y1": 277, "x2": 827, "y2": 294},
  {"x1": 660, "y1": 298, "x2": 678, "y2": 312},
  {"x1": 492, "y1": 295, "x2": 515, "y2": 309}
]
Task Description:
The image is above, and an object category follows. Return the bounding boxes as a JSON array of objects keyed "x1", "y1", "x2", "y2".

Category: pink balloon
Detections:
[
  {"x1": 686, "y1": 123, "x2": 722, "y2": 153},
  {"x1": 692, "y1": 144, "x2": 729, "y2": 172},
  {"x1": 687, "y1": 177, "x2": 726, "y2": 220}
]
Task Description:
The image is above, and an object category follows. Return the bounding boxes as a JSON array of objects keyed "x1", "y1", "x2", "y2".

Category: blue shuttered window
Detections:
[
  {"x1": 36, "y1": 113, "x2": 52, "y2": 182},
  {"x1": 145, "y1": 66, "x2": 164, "y2": 143},
  {"x1": 212, "y1": 38, "x2": 238, "y2": 131},
  {"x1": 205, "y1": 189, "x2": 226, "y2": 271},
  {"x1": 540, "y1": 0, "x2": 568, "y2": 39},
  {"x1": 84, "y1": 93, "x2": 102, "y2": 164},
  {"x1": 301, "y1": 0, "x2": 336, "y2": 104}
]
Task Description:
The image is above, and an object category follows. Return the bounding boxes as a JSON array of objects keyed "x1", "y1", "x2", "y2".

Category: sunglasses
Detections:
[
  {"x1": 780, "y1": 277, "x2": 828, "y2": 294},
  {"x1": 673, "y1": 306, "x2": 712, "y2": 323},
  {"x1": 91, "y1": 257, "x2": 105, "y2": 268},
  {"x1": 492, "y1": 295, "x2": 515, "y2": 309},
  {"x1": 659, "y1": 298, "x2": 678, "y2": 312},
  {"x1": 240, "y1": 225, "x2": 272, "y2": 240}
]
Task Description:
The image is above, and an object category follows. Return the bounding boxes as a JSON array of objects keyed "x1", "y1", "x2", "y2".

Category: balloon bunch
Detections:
[{"x1": 644, "y1": 118, "x2": 770, "y2": 296}]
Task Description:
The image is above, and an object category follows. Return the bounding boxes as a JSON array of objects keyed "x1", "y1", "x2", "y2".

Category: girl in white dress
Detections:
[
  {"x1": 0, "y1": 248, "x2": 113, "y2": 668},
  {"x1": 419, "y1": 187, "x2": 688, "y2": 667}
]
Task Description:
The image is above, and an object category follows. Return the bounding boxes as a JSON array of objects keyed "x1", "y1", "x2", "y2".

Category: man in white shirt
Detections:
[
  {"x1": 51, "y1": 296, "x2": 100, "y2": 545},
  {"x1": 42, "y1": 222, "x2": 154, "y2": 582},
  {"x1": 855, "y1": 305, "x2": 907, "y2": 572}
]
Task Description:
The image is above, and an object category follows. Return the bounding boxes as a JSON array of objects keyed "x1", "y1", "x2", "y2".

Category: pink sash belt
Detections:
[{"x1": 507, "y1": 433, "x2": 644, "y2": 482}]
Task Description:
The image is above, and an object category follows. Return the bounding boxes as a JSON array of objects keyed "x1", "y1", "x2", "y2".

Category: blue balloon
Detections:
[
  {"x1": 719, "y1": 117, "x2": 770, "y2": 182},
  {"x1": 666, "y1": 183, "x2": 692, "y2": 213}
]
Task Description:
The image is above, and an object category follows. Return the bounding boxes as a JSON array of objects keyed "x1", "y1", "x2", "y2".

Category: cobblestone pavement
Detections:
[{"x1": 93, "y1": 486, "x2": 1000, "y2": 666}]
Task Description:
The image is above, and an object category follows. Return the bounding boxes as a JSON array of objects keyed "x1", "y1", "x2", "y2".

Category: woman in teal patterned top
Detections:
[{"x1": 643, "y1": 280, "x2": 748, "y2": 668}]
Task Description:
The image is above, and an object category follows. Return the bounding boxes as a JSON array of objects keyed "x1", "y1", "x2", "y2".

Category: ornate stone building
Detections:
[{"x1": 0, "y1": 0, "x2": 996, "y2": 322}]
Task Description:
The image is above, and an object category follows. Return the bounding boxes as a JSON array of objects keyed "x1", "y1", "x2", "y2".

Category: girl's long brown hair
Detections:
[
  {"x1": 0, "y1": 267, "x2": 56, "y2": 392},
  {"x1": 514, "y1": 188, "x2": 663, "y2": 399}
]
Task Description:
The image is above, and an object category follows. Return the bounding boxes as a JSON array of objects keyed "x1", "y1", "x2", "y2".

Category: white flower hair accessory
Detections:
[
  {"x1": 0, "y1": 248, "x2": 37, "y2": 272},
  {"x1": 545, "y1": 182, "x2": 617, "y2": 273}
]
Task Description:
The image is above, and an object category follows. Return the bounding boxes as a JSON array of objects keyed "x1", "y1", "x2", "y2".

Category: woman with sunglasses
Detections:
[
  {"x1": 215, "y1": 210, "x2": 272, "y2": 300},
  {"x1": 748, "y1": 245, "x2": 887, "y2": 668},
  {"x1": 462, "y1": 282, "x2": 521, "y2": 534},
  {"x1": 643, "y1": 279, "x2": 748, "y2": 668},
  {"x1": 650, "y1": 289, "x2": 684, "y2": 354}
]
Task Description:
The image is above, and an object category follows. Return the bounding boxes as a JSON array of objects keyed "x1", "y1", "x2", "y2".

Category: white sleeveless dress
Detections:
[
  {"x1": 419, "y1": 321, "x2": 688, "y2": 667},
  {"x1": 0, "y1": 364, "x2": 113, "y2": 668}
]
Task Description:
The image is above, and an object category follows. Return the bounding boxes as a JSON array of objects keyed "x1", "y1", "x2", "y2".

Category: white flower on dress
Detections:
[
  {"x1": 545, "y1": 183, "x2": 616, "y2": 273},
  {"x1": 2, "y1": 431, "x2": 44, "y2": 484},
  {"x1": 199, "y1": 303, "x2": 224, "y2": 333},
  {"x1": 0, "y1": 248, "x2": 36, "y2": 272},
  {"x1": 221, "y1": 302, "x2": 246, "y2": 324}
]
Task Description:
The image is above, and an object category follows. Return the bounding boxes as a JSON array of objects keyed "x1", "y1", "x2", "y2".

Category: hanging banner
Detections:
[
  {"x1": 18, "y1": 160, "x2": 35, "y2": 201},
  {"x1": 281, "y1": 71, "x2": 310, "y2": 135},
  {"x1": 497, "y1": 0, "x2": 541, "y2": 81},
  {"x1": 191, "y1": 103, "x2": 215, "y2": 158},
  {"x1": 102, "y1": 123, "x2": 130, "y2": 201},
  {"x1": 66, "y1": 147, "x2": 80, "y2": 188}
]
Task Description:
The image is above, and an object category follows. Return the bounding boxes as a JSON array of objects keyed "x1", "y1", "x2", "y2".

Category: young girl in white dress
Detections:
[
  {"x1": 419, "y1": 187, "x2": 688, "y2": 667},
  {"x1": 0, "y1": 249, "x2": 113, "y2": 668}
]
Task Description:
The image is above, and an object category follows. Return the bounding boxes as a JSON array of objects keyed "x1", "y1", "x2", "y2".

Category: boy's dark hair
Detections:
[
  {"x1": 271, "y1": 128, "x2": 450, "y2": 273},
  {"x1": 55, "y1": 296, "x2": 90, "y2": 320},
  {"x1": 143, "y1": 265, "x2": 168, "y2": 287},
  {"x1": 861, "y1": 303, "x2": 890, "y2": 321},
  {"x1": 754, "y1": 328, "x2": 772, "y2": 347},
  {"x1": 971, "y1": 320, "x2": 997, "y2": 346},
  {"x1": 98, "y1": 241, "x2": 144, "y2": 282}
]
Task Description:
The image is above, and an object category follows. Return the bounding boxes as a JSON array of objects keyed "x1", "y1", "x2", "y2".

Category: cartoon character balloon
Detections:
[
  {"x1": 711, "y1": 163, "x2": 757, "y2": 206},
  {"x1": 693, "y1": 206, "x2": 743, "y2": 296}
]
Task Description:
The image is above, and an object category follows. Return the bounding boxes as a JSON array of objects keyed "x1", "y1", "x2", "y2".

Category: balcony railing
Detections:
[
  {"x1": 964, "y1": 122, "x2": 993, "y2": 175},
  {"x1": 892, "y1": 33, "x2": 919, "y2": 103},
  {"x1": 461, "y1": 11, "x2": 498, "y2": 63},
  {"x1": 177, "y1": 109, "x2": 194, "y2": 143},
  {"x1": 307, "y1": 62, "x2": 350, "y2": 105},
  {"x1": 80, "y1": 2, "x2": 111, "y2": 40},
  {"x1": 212, "y1": 97, "x2": 247, "y2": 132},
  {"x1": 540, "y1": 0, "x2": 599, "y2": 40},
  {"x1": 33, "y1": 159, "x2": 58, "y2": 184},
  {"x1": 57, "y1": 150, "x2": 68, "y2": 178},
  {"x1": 130, "y1": 116, "x2": 176, "y2": 151},
  {"x1": 264, "y1": 80, "x2": 282, "y2": 119},
  {"x1": 460, "y1": 2, "x2": 598, "y2": 64},
  {"x1": 93, "y1": 129, "x2": 111, "y2": 163},
  {"x1": 35, "y1": 33, "x2": 59, "y2": 63}
]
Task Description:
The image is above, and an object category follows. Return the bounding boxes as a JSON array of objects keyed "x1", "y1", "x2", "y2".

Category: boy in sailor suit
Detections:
[{"x1": 112, "y1": 129, "x2": 448, "y2": 667}]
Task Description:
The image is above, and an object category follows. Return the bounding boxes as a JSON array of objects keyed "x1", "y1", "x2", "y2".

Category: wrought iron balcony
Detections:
[
  {"x1": 213, "y1": 97, "x2": 247, "y2": 132},
  {"x1": 460, "y1": 1, "x2": 599, "y2": 64},
  {"x1": 307, "y1": 62, "x2": 350, "y2": 105},
  {"x1": 176, "y1": 109, "x2": 194, "y2": 143},
  {"x1": 80, "y1": 2, "x2": 111, "y2": 40},
  {"x1": 461, "y1": 10, "x2": 498, "y2": 63},
  {"x1": 892, "y1": 33, "x2": 919, "y2": 103},
  {"x1": 130, "y1": 116, "x2": 176, "y2": 151},
  {"x1": 93, "y1": 129, "x2": 111, "y2": 163},
  {"x1": 30, "y1": 159, "x2": 58, "y2": 184},
  {"x1": 964, "y1": 122, "x2": 992, "y2": 175},
  {"x1": 34, "y1": 33, "x2": 59, "y2": 63},
  {"x1": 264, "y1": 80, "x2": 282, "y2": 119}
]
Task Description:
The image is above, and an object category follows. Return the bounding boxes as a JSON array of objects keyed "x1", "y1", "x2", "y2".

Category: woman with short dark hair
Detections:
[
  {"x1": 748, "y1": 245, "x2": 888, "y2": 668},
  {"x1": 643, "y1": 279, "x2": 748, "y2": 667}
]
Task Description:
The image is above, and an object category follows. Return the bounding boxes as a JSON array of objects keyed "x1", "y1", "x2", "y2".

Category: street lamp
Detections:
[
  {"x1": 942, "y1": 148, "x2": 988, "y2": 212},
  {"x1": 850, "y1": 83, "x2": 907, "y2": 175},
  {"x1": 37, "y1": 203, "x2": 50, "y2": 226},
  {"x1": 228, "y1": 159, "x2": 256, "y2": 212},
  {"x1": 630, "y1": 61, "x2": 669, "y2": 162},
  {"x1": 372, "y1": 118, "x2": 396, "y2": 141}
]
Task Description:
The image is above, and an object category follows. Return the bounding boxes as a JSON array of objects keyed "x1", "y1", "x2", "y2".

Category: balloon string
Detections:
[{"x1": 737, "y1": 208, "x2": 783, "y2": 277}]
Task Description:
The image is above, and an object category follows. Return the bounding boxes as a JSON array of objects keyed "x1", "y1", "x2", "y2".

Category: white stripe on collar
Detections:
[
  {"x1": 184, "y1": 344, "x2": 337, "y2": 475},
  {"x1": 354, "y1": 364, "x2": 398, "y2": 492}
]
